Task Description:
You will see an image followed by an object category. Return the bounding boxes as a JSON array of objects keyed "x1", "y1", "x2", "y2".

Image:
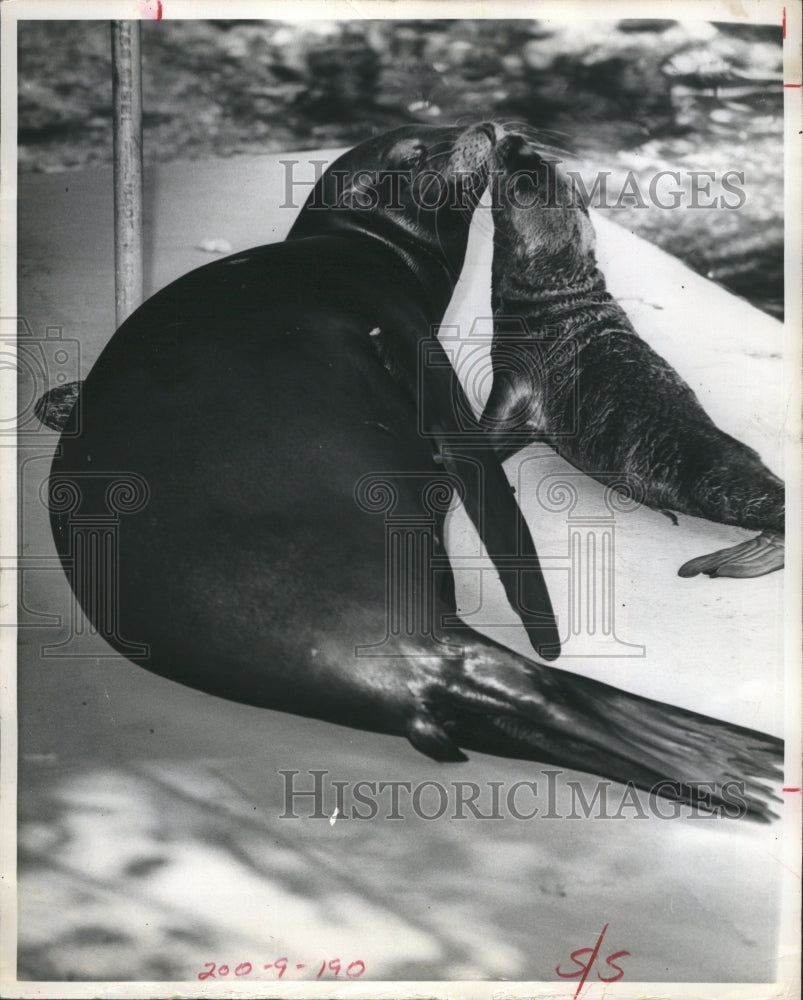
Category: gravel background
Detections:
[{"x1": 17, "y1": 17, "x2": 784, "y2": 317}]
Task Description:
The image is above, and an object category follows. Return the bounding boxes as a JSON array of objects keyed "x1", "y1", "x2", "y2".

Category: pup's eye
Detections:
[{"x1": 389, "y1": 140, "x2": 427, "y2": 169}]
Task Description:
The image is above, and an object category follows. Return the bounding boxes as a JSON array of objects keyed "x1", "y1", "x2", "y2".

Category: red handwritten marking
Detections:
[
  {"x1": 198, "y1": 958, "x2": 365, "y2": 980},
  {"x1": 784, "y1": 83, "x2": 802, "y2": 88},
  {"x1": 555, "y1": 924, "x2": 630, "y2": 1000},
  {"x1": 770, "y1": 854, "x2": 802, "y2": 880},
  {"x1": 318, "y1": 958, "x2": 345, "y2": 978},
  {"x1": 137, "y1": 0, "x2": 163, "y2": 19},
  {"x1": 782, "y1": 787, "x2": 801, "y2": 792}
]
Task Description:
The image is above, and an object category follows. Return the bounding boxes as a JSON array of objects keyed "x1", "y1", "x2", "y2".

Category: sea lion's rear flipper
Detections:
[
  {"x1": 407, "y1": 713, "x2": 468, "y2": 762},
  {"x1": 419, "y1": 339, "x2": 560, "y2": 660},
  {"x1": 421, "y1": 636, "x2": 783, "y2": 822},
  {"x1": 678, "y1": 530, "x2": 784, "y2": 579}
]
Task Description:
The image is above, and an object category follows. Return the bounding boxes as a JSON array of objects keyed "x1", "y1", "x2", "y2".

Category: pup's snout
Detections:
[
  {"x1": 495, "y1": 133, "x2": 548, "y2": 170},
  {"x1": 496, "y1": 132, "x2": 529, "y2": 158}
]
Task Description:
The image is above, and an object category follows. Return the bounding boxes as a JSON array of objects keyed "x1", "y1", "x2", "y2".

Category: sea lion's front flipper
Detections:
[
  {"x1": 678, "y1": 530, "x2": 784, "y2": 578},
  {"x1": 419, "y1": 339, "x2": 560, "y2": 660},
  {"x1": 443, "y1": 446, "x2": 561, "y2": 659},
  {"x1": 479, "y1": 321, "x2": 549, "y2": 461}
]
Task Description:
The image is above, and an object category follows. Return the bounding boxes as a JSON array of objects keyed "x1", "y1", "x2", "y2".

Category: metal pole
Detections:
[{"x1": 111, "y1": 21, "x2": 143, "y2": 327}]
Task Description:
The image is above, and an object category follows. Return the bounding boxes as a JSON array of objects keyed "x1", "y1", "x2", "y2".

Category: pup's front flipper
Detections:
[{"x1": 678, "y1": 530, "x2": 784, "y2": 579}]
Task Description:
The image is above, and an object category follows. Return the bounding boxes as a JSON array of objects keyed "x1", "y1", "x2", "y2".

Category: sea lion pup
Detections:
[
  {"x1": 482, "y1": 133, "x2": 784, "y2": 578},
  {"x1": 44, "y1": 124, "x2": 781, "y2": 818}
]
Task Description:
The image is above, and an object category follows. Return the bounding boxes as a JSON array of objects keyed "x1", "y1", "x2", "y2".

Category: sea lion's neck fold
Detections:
[
  {"x1": 354, "y1": 223, "x2": 459, "y2": 320},
  {"x1": 290, "y1": 212, "x2": 459, "y2": 320}
]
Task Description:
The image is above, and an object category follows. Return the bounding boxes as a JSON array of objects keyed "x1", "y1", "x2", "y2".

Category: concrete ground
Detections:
[{"x1": 12, "y1": 152, "x2": 788, "y2": 984}]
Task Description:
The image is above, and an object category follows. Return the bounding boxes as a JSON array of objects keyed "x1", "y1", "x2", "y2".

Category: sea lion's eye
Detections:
[{"x1": 389, "y1": 140, "x2": 427, "y2": 169}]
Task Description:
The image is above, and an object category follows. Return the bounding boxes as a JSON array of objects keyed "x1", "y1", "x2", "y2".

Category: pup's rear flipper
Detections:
[
  {"x1": 678, "y1": 530, "x2": 784, "y2": 579},
  {"x1": 35, "y1": 380, "x2": 82, "y2": 432}
]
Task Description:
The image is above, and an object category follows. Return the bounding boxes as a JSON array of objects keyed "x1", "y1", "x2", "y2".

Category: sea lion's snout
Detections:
[{"x1": 451, "y1": 121, "x2": 497, "y2": 158}]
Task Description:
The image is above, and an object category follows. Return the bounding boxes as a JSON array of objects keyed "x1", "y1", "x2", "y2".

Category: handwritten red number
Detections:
[
  {"x1": 347, "y1": 959, "x2": 366, "y2": 978},
  {"x1": 556, "y1": 924, "x2": 629, "y2": 1000},
  {"x1": 200, "y1": 956, "x2": 365, "y2": 981}
]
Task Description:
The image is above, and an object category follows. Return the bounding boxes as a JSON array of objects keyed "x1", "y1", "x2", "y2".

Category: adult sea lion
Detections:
[
  {"x1": 483, "y1": 133, "x2": 784, "y2": 578},
  {"x1": 46, "y1": 124, "x2": 780, "y2": 817}
]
